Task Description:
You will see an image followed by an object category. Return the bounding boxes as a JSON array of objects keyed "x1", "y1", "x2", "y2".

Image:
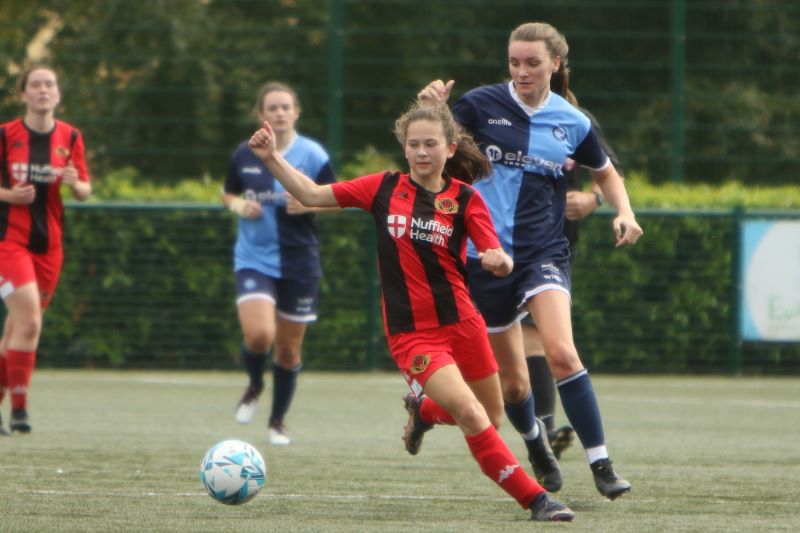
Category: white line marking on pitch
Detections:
[
  {"x1": 27, "y1": 489, "x2": 509, "y2": 503},
  {"x1": 22, "y1": 490, "x2": 800, "y2": 507}
]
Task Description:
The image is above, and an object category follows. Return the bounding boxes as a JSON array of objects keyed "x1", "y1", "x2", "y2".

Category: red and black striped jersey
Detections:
[
  {"x1": 0, "y1": 118, "x2": 90, "y2": 253},
  {"x1": 332, "y1": 171, "x2": 500, "y2": 335}
]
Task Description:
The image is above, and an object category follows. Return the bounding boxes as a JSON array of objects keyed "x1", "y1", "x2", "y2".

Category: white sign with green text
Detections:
[{"x1": 740, "y1": 221, "x2": 800, "y2": 341}]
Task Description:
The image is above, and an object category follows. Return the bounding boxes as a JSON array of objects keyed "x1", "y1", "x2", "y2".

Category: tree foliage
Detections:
[{"x1": 1, "y1": 1, "x2": 798, "y2": 186}]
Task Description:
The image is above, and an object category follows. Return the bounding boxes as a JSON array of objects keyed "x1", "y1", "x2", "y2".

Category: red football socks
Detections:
[
  {"x1": 0, "y1": 355, "x2": 7, "y2": 404},
  {"x1": 6, "y1": 349, "x2": 35, "y2": 410},
  {"x1": 420, "y1": 396, "x2": 456, "y2": 425},
  {"x1": 465, "y1": 425, "x2": 545, "y2": 508}
]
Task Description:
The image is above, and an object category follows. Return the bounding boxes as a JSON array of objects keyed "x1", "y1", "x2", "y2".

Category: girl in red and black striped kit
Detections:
[
  {"x1": 0, "y1": 65, "x2": 92, "y2": 435},
  {"x1": 248, "y1": 102, "x2": 574, "y2": 521}
]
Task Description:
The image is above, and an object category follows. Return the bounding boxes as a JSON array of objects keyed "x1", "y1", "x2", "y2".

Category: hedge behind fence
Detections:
[{"x1": 31, "y1": 205, "x2": 800, "y2": 374}]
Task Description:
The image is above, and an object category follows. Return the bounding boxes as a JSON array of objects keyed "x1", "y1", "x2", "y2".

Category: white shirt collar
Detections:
[{"x1": 508, "y1": 81, "x2": 550, "y2": 117}]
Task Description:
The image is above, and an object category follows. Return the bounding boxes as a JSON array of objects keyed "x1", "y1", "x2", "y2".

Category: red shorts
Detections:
[
  {"x1": 0, "y1": 241, "x2": 63, "y2": 309},
  {"x1": 388, "y1": 314, "x2": 498, "y2": 394}
]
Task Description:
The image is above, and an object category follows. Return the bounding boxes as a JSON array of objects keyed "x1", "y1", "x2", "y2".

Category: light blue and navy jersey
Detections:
[
  {"x1": 452, "y1": 82, "x2": 609, "y2": 263},
  {"x1": 224, "y1": 134, "x2": 336, "y2": 280}
]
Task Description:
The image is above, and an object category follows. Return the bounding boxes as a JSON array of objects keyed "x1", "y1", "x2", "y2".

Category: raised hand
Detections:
[
  {"x1": 418, "y1": 79, "x2": 455, "y2": 106},
  {"x1": 248, "y1": 121, "x2": 277, "y2": 161},
  {"x1": 61, "y1": 160, "x2": 79, "y2": 188}
]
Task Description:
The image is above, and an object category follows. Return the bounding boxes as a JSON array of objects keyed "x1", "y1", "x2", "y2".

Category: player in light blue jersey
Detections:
[
  {"x1": 223, "y1": 81, "x2": 336, "y2": 445},
  {"x1": 525, "y1": 103, "x2": 625, "y2": 461},
  {"x1": 418, "y1": 22, "x2": 642, "y2": 499}
]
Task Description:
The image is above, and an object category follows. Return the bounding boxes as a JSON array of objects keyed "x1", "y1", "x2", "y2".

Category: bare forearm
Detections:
[
  {"x1": 69, "y1": 181, "x2": 92, "y2": 201},
  {"x1": 261, "y1": 152, "x2": 332, "y2": 207},
  {"x1": 592, "y1": 165, "x2": 643, "y2": 246},
  {"x1": 300, "y1": 206, "x2": 342, "y2": 214},
  {"x1": 594, "y1": 167, "x2": 633, "y2": 217}
]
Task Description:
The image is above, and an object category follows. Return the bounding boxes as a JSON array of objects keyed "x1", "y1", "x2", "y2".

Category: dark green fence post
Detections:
[
  {"x1": 729, "y1": 206, "x2": 744, "y2": 375},
  {"x1": 327, "y1": 0, "x2": 344, "y2": 169},
  {"x1": 670, "y1": 0, "x2": 686, "y2": 182}
]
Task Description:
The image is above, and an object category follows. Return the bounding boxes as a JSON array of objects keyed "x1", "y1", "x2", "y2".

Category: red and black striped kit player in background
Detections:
[
  {"x1": 248, "y1": 102, "x2": 574, "y2": 521},
  {"x1": 0, "y1": 65, "x2": 92, "y2": 435}
]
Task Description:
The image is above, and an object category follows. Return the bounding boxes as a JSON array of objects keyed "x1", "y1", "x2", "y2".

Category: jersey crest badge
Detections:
[
  {"x1": 434, "y1": 197, "x2": 458, "y2": 214},
  {"x1": 411, "y1": 353, "x2": 430, "y2": 374},
  {"x1": 55, "y1": 146, "x2": 70, "y2": 158}
]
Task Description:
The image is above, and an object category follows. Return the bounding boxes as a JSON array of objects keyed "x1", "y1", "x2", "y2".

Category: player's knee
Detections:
[
  {"x1": 500, "y1": 377, "x2": 529, "y2": 404},
  {"x1": 244, "y1": 331, "x2": 273, "y2": 354},
  {"x1": 546, "y1": 343, "x2": 582, "y2": 376},
  {"x1": 452, "y1": 397, "x2": 490, "y2": 430},
  {"x1": 273, "y1": 345, "x2": 301, "y2": 368},
  {"x1": 13, "y1": 316, "x2": 41, "y2": 344}
]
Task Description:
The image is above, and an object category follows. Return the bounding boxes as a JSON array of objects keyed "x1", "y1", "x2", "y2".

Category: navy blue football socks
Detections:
[
  {"x1": 557, "y1": 369, "x2": 604, "y2": 448},
  {"x1": 269, "y1": 364, "x2": 300, "y2": 425},
  {"x1": 527, "y1": 355, "x2": 556, "y2": 431},
  {"x1": 241, "y1": 346, "x2": 268, "y2": 389},
  {"x1": 505, "y1": 389, "x2": 538, "y2": 438}
]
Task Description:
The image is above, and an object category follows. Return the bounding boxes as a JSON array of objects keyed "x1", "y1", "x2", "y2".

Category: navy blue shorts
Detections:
[
  {"x1": 235, "y1": 269, "x2": 319, "y2": 323},
  {"x1": 467, "y1": 257, "x2": 572, "y2": 332}
]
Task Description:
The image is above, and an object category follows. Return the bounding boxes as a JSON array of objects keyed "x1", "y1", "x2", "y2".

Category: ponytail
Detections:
[
  {"x1": 394, "y1": 103, "x2": 491, "y2": 184},
  {"x1": 550, "y1": 66, "x2": 578, "y2": 106},
  {"x1": 445, "y1": 128, "x2": 491, "y2": 184}
]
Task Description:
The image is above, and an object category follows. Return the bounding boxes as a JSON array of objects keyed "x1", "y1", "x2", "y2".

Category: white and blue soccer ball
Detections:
[{"x1": 200, "y1": 439, "x2": 266, "y2": 505}]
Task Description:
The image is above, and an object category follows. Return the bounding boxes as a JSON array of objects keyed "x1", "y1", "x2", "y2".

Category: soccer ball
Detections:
[{"x1": 200, "y1": 439, "x2": 266, "y2": 505}]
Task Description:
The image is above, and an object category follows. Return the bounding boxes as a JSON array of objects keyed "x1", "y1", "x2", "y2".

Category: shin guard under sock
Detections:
[
  {"x1": 241, "y1": 346, "x2": 268, "y2": 389},
  {"x1": 527, "y1": 356, "x2": 556, "y2": 431},
  {"x1": 6, "y1": 349, "x2": 35, "y2": 410},
  {"x1": 0, "y1": 355, "x2": 7, "y2": 405},
  {"x1": 465, "y1": 425, "x2": 544, "y2": 508},
  {"x1": 557, "y1": 369, "x2": 605, "y2": 449},
  {"x1": 269, "y1": 364, "x2": 299, "y2": 425}
]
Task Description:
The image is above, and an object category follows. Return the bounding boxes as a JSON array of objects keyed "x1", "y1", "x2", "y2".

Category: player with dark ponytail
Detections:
[
  {"x1": 524, "y1": 65, "x2": 627, "y2": 462},
  {"x1": 247, "y1": 101, "x2": 574, "y2": 521},
  {"x1": 418, "y1": 21, "x2": 642, "y2": 500}
]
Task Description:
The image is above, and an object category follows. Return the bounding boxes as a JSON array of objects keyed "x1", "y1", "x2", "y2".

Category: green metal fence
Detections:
[
  {"x1": 30, "y1": 204, "x2": 800, "y2": 374},
  {"x1": 2, "y1": 0, "x2": 797, "y2": 185}
]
